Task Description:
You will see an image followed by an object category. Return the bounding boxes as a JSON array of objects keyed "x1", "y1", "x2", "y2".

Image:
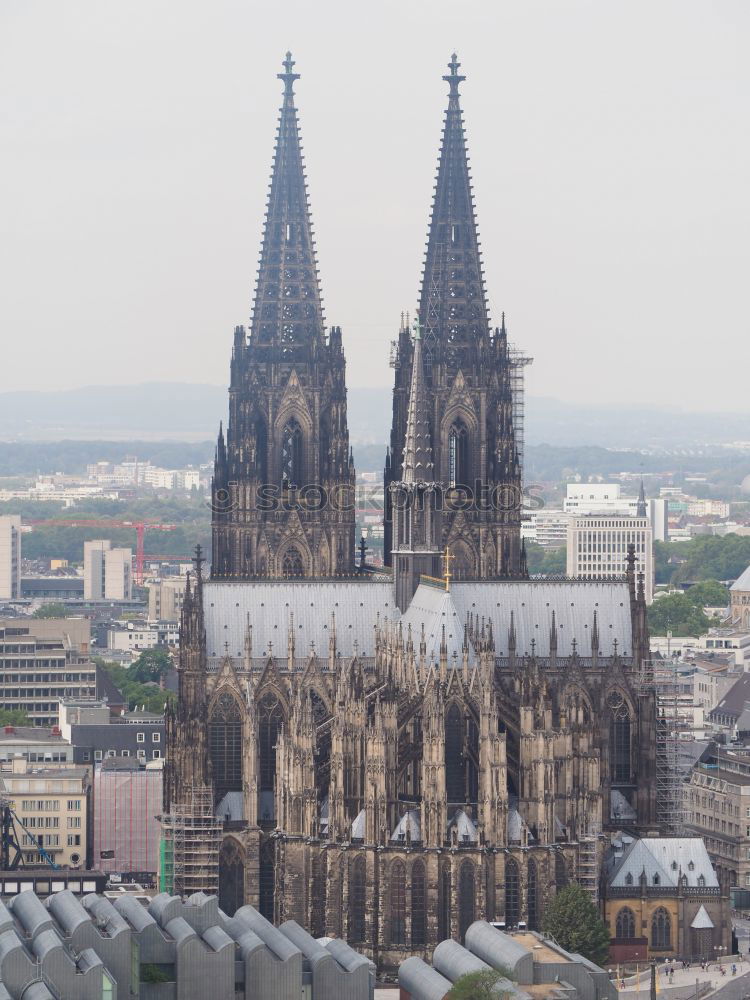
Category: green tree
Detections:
[
  {"x1": 447, "y1": 968, "x2": 511, "y2": 999},
  {"x1": 684, "y1": 579, "x2": 729, "y2": 608},
  {"x1": 525, "y1": 543, "x2": 567, "y2": 576},
  {"x1": 95, "y1": 659, "x2": 174, "y2": 715},
  {"x1": 0, "y1": 709, "x2": 32, "y2": 727},
  {"x1": 647, "y1": 593, "x2": 712, "y2": 636},
  {"x1": 131, "y1": 648, "x2": 173, "y2": 684},
  {"x1": 542, "y1": 884, "x2": 609, "y2": 966},
  {"x1": 32, "y1": 602, "x2": 69, "y2": 619}
]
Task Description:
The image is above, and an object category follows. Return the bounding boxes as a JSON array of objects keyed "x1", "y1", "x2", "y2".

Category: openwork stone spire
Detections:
[
  {"x1": 250, "y1": 51, "x2": 325, "y2": 357},
  {"x1": 419, "y1": 53, "x2": 491, "y2": 368},
  {"x1": 402, "y1": 318, "x2": 434, "y2": 484}
]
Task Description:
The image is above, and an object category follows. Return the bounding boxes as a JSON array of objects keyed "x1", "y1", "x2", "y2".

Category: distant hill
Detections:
[{"x1": 0, "y1": 382, "x2": 747, "y2": 453}]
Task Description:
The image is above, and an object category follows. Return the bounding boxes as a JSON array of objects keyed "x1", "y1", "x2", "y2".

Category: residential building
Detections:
[
  {"x1": 0, "y1": 515, "x2": 21, "y2": 601},
  {"x1": 0, "y1": 757, "x2": 89, "y2": 867},
  {"x1": 0, "y1": 890, "x2": 372, "y2": 1000},
  {"x1": 147, "y1": 577, "x2": 187, "y2": 621},
  {"x1": 730, "y1": 564, "x2": 750, "y2": 629},
  {"x1": 687, "y1": 499, "x2": 731, "y2": 518},
  {"x1": 697, "y1": 627, "x2": 750, "y2": 670},
  {"x1": 399, "y1": 923, "x2": 617, "y2": 1000},
  {"x1": 93, "y1": 759, "x2": 163, "y2": 875},
  {"x1": 0, "y1": 726, "x2": 74, "y2": 766},
  {"x1": 707, "y1": 672, "x2": 750, "y2": 735},
  {"x1": 567, "y1": 513, "x2": 654, "y2": 602},
  {"x1": 602, "y1": 835, "x2": 730, "y2": 961},
  {"x1": 106, "y1": 619, "x2": 179, "y2": 653},
  {"x1": 521, "y1": 508, "x2": 569, "y2": 548},
  {"x1": 59, "y1": 699, "x2": 165, "y2": 765},
  {"x1": 83, "y1": 540, "x2": 132, "y2": 601},
  {"x1": 0, "y1": 618, "x2": 98, "y2": 726},
  {"x1": 685, "y1": 744, "x2": 750, "y2": 888}
]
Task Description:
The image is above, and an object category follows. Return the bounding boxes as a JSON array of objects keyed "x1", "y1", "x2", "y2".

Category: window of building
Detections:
[
  {"x1": 152, "y1": 732, "x2": 160, "y2": 742},
  {"x1": 651, "y1": 908, "x2": 671, "y2": 949},
  {"x1": 94, "y1": 751, "x2": 102, "y2": 761},
  {"x1": 389, "y1": 860, "x2": 406, "y2": 947},
  {"x1": 349, "y1": 856, "x2": 366, "y2": 943},
  {"x1": 616, "y1": 907, "x2": 636, "y2": 939},
  {"x1": 411, "y1": 859, "x2": 426, "y2": 948},
  {"x1": 505, "y1": 858, "x2": 520, "y2": 928},
  {"x1": 137, "y1": 749, "x2": 145, "y2": 759},
  {"x1": 152, "y1": 750, "x2": 161, "y2": 759},
  {"x1": 136, "y1": 733, "x2": 145, "y2": 743}
]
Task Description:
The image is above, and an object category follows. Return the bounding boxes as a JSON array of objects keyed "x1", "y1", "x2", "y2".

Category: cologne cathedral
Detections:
[{"x1": 164, "y1": 53, "x2": 656, "y2": 971}]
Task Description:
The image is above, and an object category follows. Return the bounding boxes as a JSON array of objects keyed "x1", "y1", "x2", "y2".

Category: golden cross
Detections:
[{"x1": 442, "y1": 546, "x2": 454, "y2": 591}]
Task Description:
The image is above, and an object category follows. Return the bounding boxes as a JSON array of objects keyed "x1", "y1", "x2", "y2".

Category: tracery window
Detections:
[
  {"x1": 349, "y1": 855, "x2": 366, "y2": 942},
  {"x1": 607, "y1": 691, "x2": 632, "y2": 784},
  {"x1": 616, "y1": 907, "x2": 636, "y2": 940},
  {"x1": 459, "y1": 861, "x2": 475, "y2": 943},
  {"x1": 445, "y1": 703, "x2": 464, "y2": 805},
  {"x1": 448, "y1": 421, "x2": 469, "y2": 488},
  {"x1": 258, "y1": 692, "x2": 284, "y2": 793},
  {"x1": 389, "y1": 860, "x2": 407, "y2": 946},
  {"x1": 209, "y1": 692, "x2": 243, "y2": 803},
  {"x1": 282, "y1": 547, "x2": 305, "y2": 579},
  {"x1": 218, "y1": 839, "x2": 245, "y2": 917},
  {"x1": 528, "y1": 859, "x2": 540, "y2": 931},
  {"x1": 505, "y1": 857, "x2": 520, "y2": 929},
  {"x1": 411, "y1": 859, "x2": 426, "y2": 948},
  {"x1": 438, "y1": 863, "x2": 452, "y2": 942},
  {"x1": 281, "y1": 418, "x2": 303, "y2": 487},
  {"x1": 651, "y1": 907, "x2": 671, "y2": 949},
  {"x1": 555, "y1": 851, "x2": 569, "y2": 890}
]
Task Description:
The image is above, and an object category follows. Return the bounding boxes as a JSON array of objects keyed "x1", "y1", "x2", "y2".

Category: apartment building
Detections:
[
  {"x1": 147, "y1": 577, "x2": 186, "y2": 621},
  {"x1": 83, "y1": 540, "x2": 132, "y2": 600},
  {"x1": 0, "y1": 757, "x2": 89, "y2": 867},
  {"x1": 0, "y1": 515, "x2": 22, "y2": 601},
  {"x1": 0, "y1": 618, "x2": 97, "y2": 726},
  {"x1": 685, "y1": 746, "x2": 750, "y2": 888}
]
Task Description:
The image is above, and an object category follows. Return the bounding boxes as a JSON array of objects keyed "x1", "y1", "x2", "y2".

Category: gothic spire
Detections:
[
  {"x1": 419, "y1": 53, "x2": 490, "y2": 367},
  {"x1": 401, "y1": 318, "x2": 434, "y2": 483},
  {"x1": 249, "y1": 52, "x2": 325, "y2": 355},
  {"x1": 636, "y1": 478, "x2": 647, "y2": 518}
]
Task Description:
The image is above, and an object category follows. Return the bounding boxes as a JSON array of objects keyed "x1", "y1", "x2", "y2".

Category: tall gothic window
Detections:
[
  {"x1": 439, "y1": 863, "x2": 452, "y2": 942},
  {"x1": 555, "y1": 851, "x2": 568, "y2": 890},
  {"x1": 209, "y1": 692, "x2": 243, "y2": 804},
  {"x1": 218, "y1": 839, "x2": 245, "y2": 917},
  {"x1": 282, "y1": 547, "x2": 305, "y2": 579},
  {"x1": 445, "y1": 703, "x2": 464, "y2": 805},
  {"x1": 616, "y1": 907, "x2": 636, "y2": 940},
  {"x1": 651, "y1": 907, "x2": 671, "y2": 949},
  {"x1": 281, "y1": 418, "x2": 303, "y2": 487},
  {"x1": 505, "y1": 858, "x2": 520, "y2": 929},
  {"x1": 459, "y1": 861, "x2": 475, "y2": 943},
  {"x1": 259, "y1": 837, "x2": 275, "y2": 921},
  {"x1": 448, "y1": 421, "x2": 469, "y2": 487},
  {"x1": 528, "y1": 859, "x2": 539, "y2": 931},
  {"x1": 349, "y1": 855, "x2": 366, "y2": 943},
  {"x1": 389, "y1": 860, "x2": 407, "y2": 946},
  {"x1": 255, "y1": 418, "x2": 268, "y2": 484},
  {"x1": 411, "y1": 859, "x2": 426, "y2": 948},
  {"x1": 611, "y1": 712, "x2": 632, "y2": 784},
  {"x1": 259, "y1": 692, "x2": 284, "y2": 797}
]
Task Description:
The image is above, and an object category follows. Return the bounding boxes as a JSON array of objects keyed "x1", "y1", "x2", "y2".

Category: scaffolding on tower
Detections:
[
  {"x1": 159, "y1": 785, "x2": 222, "y2": 897},
  {"x1": 508, "y1": 344, "x2": 532, "y2": 483}
]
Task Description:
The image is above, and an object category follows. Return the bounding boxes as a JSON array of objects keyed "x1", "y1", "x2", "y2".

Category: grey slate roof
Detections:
[
  {"x1": 710, "y1": 673, "x2": 750, "y2": 721},
  {"x1": 609, "y1": 838, "x2": 718, "y2": 889},
  {"x1": 691, "y1": 905, "x2": 714, "y2": 929},
  {"x1": 731, "y1": 565, "x2": 750, "y2": 592}
]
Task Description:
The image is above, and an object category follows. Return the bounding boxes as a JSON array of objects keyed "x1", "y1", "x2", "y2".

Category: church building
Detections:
[{"x1": 164, "y1": 53, "x2": 657, "y2": 972}]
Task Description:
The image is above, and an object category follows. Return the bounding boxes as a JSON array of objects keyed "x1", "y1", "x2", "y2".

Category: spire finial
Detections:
[
  {"x1": 443, "y1": 52, "x2": 465, "y2": 97},
  {"x1": 413, "y1": 314, "x2": 422, "y2": 342},
  {"x1": 193, "y1": 544, "x2": 204, "y2": 582},
  {"x1": 278, "y1": 51, "x2": 300, "y2": 98}
]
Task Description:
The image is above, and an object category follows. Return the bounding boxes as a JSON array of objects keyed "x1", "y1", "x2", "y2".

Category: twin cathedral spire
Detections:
[{"x1": 211, "y1": 52, "x2": 525, "y2": 595}]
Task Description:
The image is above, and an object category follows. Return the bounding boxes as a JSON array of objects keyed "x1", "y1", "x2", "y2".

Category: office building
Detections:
[
  {"x1": 59, "y1": 699, "x2": 165, "y2": 765},
  {"x1": 0, "y1": 757, "x2": 88, "y2": 867},
  {"x1": 0, "y1": 618, "x2": 98, "y2": 726},
  {"x1": 0, "y1": 515, "x2": 21, "y2": 601},
  {"x1": 147, "y1": 576, "x2": 187, "y2": 621},
  {"x1": 567, "y1": 513, "x2": 654, "y2": 602},
  {"x1": 83, "y1": 540, "x2": 132, "y2": 601}
]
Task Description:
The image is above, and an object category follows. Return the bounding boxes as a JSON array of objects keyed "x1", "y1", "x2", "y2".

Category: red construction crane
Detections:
[{"x1": 26, "y1": 519, "x2": 178, "y2": 586}]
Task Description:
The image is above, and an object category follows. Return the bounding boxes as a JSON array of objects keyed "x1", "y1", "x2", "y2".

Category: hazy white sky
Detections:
[{"x1": 1, "y1": 0, "x2": 748, "y2": 411}]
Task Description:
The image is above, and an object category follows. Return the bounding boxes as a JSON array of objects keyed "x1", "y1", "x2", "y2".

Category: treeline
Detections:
[
  {"x1": 655, "y1": 535, "x2": 750, "y2": 585},
  {"x1": 0, "y1": 440, "x2": 214, "y2": 477}
]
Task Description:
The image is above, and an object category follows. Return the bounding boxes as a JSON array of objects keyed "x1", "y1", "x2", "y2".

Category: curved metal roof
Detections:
[
  {"x1": 399, "y1": 956, "x2": 452, "y2": 1000},
  {"x1": 433, "y1": 938, "x2": 490, "y2": 981},
  {"x1": 465, "y1": 921, "x2": 531, "y2": 973}
]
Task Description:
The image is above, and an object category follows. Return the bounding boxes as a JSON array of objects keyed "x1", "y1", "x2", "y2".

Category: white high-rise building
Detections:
[
  {"x1": 566, "y1": 513, "x2": 654, "y2": 603},
  {"x1": 84, "y1": 539, "x2": 132, "y2": 600},
  {"x1": 0, "y1": 516, "x2": 22, "y2": 600},
  {"x1": 564, "y1": 482, "x2": 668, "y2": 542}
]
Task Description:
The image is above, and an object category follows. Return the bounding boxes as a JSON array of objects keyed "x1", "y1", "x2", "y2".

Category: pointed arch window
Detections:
[
  {"x1": 651, "y1": 907, "x2": 671, "y2": 949},
  {"x1": 218, "y1": 839, "x2": 245, "y2": 917},
  {"x1": 255, "y1": 418, "x2": 268, "y2": 484},
  {"x1": 349, "y1": 855, "x2": 366, "y2": 943},
  {"x1": 528, "y1": 859, "x2": 540, "y2": 931},
  {"x1": 448, "y1": 421, "x2": 469, "y2": 488},
  {"x1": 209, "y1": 692, "x2": 243, "y2": 804},
  {"x1": 389, "y1": 860, "x2": 407, "y2": 946},
  {"x1": 445, "y1": 703, "x2": 464, "y2": 805},
  {"x1": 259, "y1": 836, "x2": 275, "y2": 921},
  {"x1": 555, "y1": 852, "x2": 569, "y2": 890},
  {"x1": 616, "y1": 907, "x2": 636, "y2": 940},
  {"x1": 459, "y1": 861, "x2": 475, "y2": 943},
  {"x1": 282, "y1": 547, "x2": 305, "y2": 579},
  {"x1": 259, "y1": 692, "x2": 284, "y2": 798},
  {"x1": 438, "y1": 863, "x2": 451, "y2": 942},
  {"x1": 505, "y1": 857, "x2": 520, "y2": 929},
  {"x1": 411, "y1": 859, "x2": 426, "y2": 948},
  {"x1": 281, "y1": 419, "x2": 303, "y2": 488}
]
